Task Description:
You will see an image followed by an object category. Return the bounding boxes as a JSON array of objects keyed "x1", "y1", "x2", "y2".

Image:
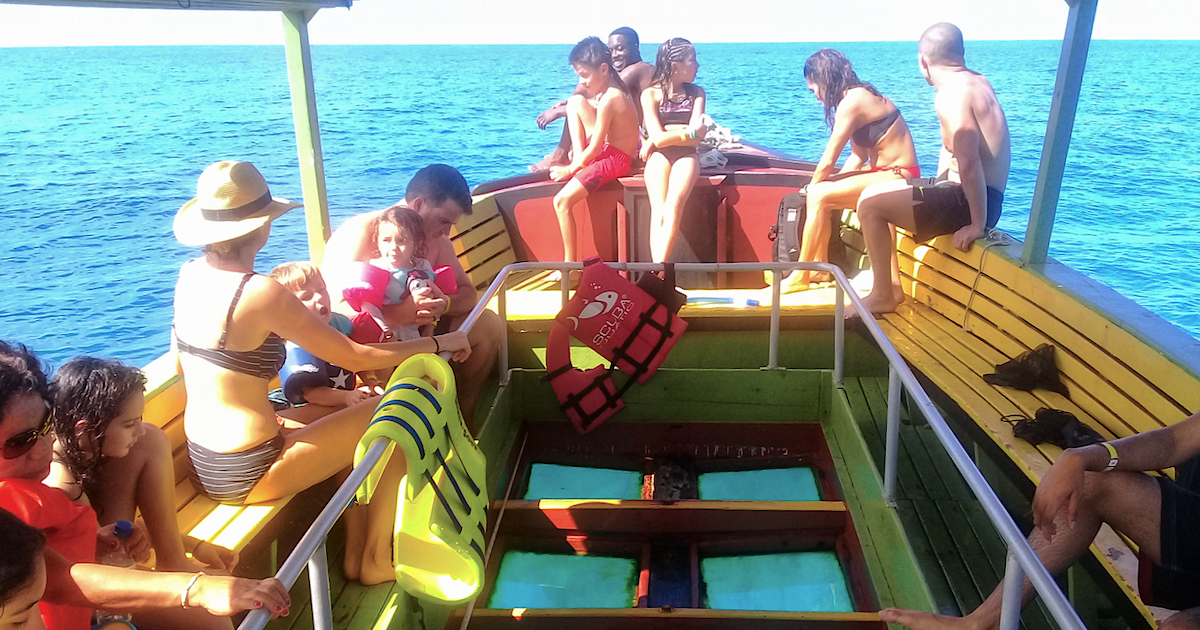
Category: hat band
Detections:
[{"x1": 200, "y1": 191, "x2": 274, "y2": 222}]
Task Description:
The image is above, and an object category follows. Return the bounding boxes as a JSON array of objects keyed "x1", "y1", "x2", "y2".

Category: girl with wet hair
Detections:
[
  {"x1": 47, "y1": 356, "x2": 240, "y2": 577},
  {"x1": 0, "y1": 507, "x2": 45, "y2": 629},
  {"x1": 640, "y1": 37, "x2": 706, "y2": 263},
  {"x1": 786, "y1": 48, "x2": 920, "y2": 291}
]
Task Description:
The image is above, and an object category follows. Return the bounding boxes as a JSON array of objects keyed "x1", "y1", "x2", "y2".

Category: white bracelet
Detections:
[{"x1": 181, "y1": 572, "x2": 202, "y2": 609}]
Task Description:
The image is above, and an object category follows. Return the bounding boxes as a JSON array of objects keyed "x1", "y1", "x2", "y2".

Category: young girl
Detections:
[
  {"x1": 344, "y1": 207, "x2": 437, "y2": 343},
  {"x1": 550, "y1": 36, "x2": 641, "y2": 266},
  {"x1": 640, "y1": 38, "x2": 706, "y2": 263},
  {"x1": 788, "y1": 49, "x2": 919, "y2": 291},
  {"x1": 47, "y1": 357, "x2": 238, "y2": 577}
]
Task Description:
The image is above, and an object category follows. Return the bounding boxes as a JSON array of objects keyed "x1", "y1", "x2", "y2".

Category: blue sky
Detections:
[{"x1": 0, "y1": 0, "x2": 1196, "y2": 46}]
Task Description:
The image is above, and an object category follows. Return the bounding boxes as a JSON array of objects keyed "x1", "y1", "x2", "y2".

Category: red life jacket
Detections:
[{"x1": 545, "y1": 258, "x2": 688, "y2": 434}]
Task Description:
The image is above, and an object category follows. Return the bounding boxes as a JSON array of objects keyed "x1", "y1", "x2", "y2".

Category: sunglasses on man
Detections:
[{"x1": 3, "y1": 401, "x2": 53, "y2": 460}]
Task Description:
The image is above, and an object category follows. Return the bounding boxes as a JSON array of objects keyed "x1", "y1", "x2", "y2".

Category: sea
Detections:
[{"x1": 1, "y1": 40, "x2": 1198, "y2": 369}]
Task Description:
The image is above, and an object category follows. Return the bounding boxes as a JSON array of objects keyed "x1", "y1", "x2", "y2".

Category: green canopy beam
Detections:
[
  {"x1": 1022, "y1": 0, "x2": 1098, "y2": 265},
  {"x1": 282, "y1": 8, "x2": 331, "y2": 264}
]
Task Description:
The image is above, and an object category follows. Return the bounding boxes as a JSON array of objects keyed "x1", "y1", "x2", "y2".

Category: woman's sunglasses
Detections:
[{"x1": 3, "y1": 403, "x2": 53, "y2": 460}]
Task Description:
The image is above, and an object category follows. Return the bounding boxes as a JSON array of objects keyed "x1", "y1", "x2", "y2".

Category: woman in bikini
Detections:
[
  {"x1": 171, "y1": 160, "x2": 470, "y2": 585},
  {"x1": 641, "y1": 38, "x2": 706, "y2": 263},
  {"x1": 789, "y1": 48, "x2": 920, "y2": 291}
]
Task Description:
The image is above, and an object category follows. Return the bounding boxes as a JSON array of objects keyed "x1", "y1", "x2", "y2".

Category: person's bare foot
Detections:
[
  {"x1": 529, "y1": 148, "x2": 570, "y2": 173},
  {"x1": 358, "y1": 543, "x2": 397, "y2": 586},
  {"x1": 847, "y1": 290, "x2": 905, "y2": 319},
  {"x1": 879, "y1": 608, "x2": 988, "y2": 630}
]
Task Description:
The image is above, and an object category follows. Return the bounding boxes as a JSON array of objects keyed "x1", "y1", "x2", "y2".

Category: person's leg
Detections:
[
  {"x1": 245, "y1": 397, "x2": 400, "y2": 504},
  {"x1": 643, "y1": 151, "x2": 672, "y2": 262},
  {"x1": 793, "y1": 171, "x2": 898, "y2": 289},
  {"x1": 881, "y1": 470, "x2": 1163, "y2": 630},
  {"x1": 853, "y1": 179, "x2": 920, "y2": 315},
  {"x1": 654, "y1": 154, "x2": 699, "y2": 263},
  {"x1": 565, "y1": 94, "x2": 597, "y2": 159},
  {"x1": 552, "y1": 179, "x2": 589, "y2": 264},
  {"x1": 451, "y1": 308, "x2": 503, "y2": 433},
  {"x1": 357, "y1": 446, "x2": 408, "y2": 585},
  {"x1": 92, "y1": 423, "x2": 201, "y2": 573}
]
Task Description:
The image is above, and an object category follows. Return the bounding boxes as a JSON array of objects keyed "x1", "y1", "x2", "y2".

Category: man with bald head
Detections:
[{"x1": 853, "y1": 22, "x2": 1011, "y2": 315}]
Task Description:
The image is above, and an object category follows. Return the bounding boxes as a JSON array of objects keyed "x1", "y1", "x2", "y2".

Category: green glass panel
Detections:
[
  {"x1": 523, "y1": 463, "x2": 642, "y2": 500},
  {"x1": 488, "y1": 551, "x2": 637, "y2": 609},
  {"x1": 697, "y1": 468, "x2": 821, "y2": 501},
  {"x1": 702, "y1": 551, "x2": 853, "y2": 612}
]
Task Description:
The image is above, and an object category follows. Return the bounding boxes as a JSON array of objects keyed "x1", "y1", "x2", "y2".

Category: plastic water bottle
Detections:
[{"x1": 94, "y1": 520, "x2": 137, "y2": 628}]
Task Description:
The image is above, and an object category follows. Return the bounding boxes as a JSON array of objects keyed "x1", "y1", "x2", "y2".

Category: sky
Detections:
[{"x1": 0, "y1": 0, "x2": 1197, "y2": 47}]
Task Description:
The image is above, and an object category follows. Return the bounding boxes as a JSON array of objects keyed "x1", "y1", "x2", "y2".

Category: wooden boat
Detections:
[{"x1": 4, "y1": 1, "x2": 1199, "y2": 629}]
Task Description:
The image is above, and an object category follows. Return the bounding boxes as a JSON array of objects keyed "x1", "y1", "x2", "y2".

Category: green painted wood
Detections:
[
  {"x1": 511, "y1": 368, "x2": 826, "y2": 423},
  {"x1": 282, "y1": 9, "x2": 332, "y2": 264},
  {"x1": 824, "y1": 377, "x2": 935, "y2": 613},
  {"x1": 263, "y1": 519, "x2": 349, "y2": 630}
]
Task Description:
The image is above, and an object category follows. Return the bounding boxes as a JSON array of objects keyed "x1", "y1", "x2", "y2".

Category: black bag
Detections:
[
  {"x1": 636, "y1": 263, "x2": 687, "y2": 314},
  {"x1": 1004, "y1": 408, "x2": 1104, "y2": 449},
  {"x1": 983, "y1": 343, "x2": 1069, "y2": 396},
  {"x1": 767, "y1": 190, "x2": 807, "y2": 279}
]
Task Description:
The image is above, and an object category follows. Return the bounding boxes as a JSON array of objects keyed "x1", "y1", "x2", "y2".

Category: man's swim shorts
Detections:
[
  {"x1": 577, "y1": 143, "x2": 633, "y2": 193},
  {"x1": 1142, "y1": 453, "x2": 1200, "y2": 609},
  {"x1": 907, "y1": 177, "x2": 1004, "y2": 243}
]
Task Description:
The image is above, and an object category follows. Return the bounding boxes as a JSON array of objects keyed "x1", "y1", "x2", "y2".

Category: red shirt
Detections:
[{"x1": 0, "y1": 478, "x2": 97, "y2": 630}]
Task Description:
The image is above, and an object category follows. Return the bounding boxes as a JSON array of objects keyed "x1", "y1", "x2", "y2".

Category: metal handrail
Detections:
[{"x1": 240, "y1": 260, "x2": 1084, "y2": 630}]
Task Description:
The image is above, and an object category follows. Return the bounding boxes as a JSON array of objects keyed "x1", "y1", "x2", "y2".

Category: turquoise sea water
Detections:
[{"x1": 1, "y1": 41, "x2": 1198, "y2": 368}]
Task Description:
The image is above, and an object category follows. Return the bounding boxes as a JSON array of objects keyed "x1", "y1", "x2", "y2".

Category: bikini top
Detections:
[
  {"x1": 174, "y1": 272, "x2": 286, "y2": 380},
  {"x1": 658, "y1": 85, "x2": 696, "y2": 126},
  {"x1": 852, "y1": 107, "x2": 901, "y2": 149}
]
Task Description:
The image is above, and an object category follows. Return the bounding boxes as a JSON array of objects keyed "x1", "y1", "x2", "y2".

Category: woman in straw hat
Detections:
[{"x1": 172, "y1": 161, "x2": 470, "y2": 584}]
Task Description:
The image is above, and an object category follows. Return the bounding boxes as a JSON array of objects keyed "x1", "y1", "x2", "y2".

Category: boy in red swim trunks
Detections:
[{"x1": 550, "y1": 36, "x2": 641, "y2": 265}]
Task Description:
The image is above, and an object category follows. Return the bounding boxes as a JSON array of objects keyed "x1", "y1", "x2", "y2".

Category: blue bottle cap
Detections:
[{"x1": 114, "y1": 520, "x2": 133, "y2": 539}]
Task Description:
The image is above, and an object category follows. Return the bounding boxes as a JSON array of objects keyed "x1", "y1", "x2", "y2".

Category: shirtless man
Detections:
[
  {"x1": 529, "y1": 27, "x2": 655, "y2": 173},
  {"x1": 322, "y1": 164, "x2": 503, "y2": 429},
  {"x1": 881, "y1": 408, "x2": 1200, "y2": 630},
  {"x1": 853, "y1": 23, "x2": 1011, "y2": 315}
]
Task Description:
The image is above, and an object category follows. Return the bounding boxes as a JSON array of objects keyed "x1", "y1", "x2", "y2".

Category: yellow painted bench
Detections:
[
  {"x1": 141, "y1": 354, "x2": 292, "y2": 566},
  {"x1": 882, "y1": 230, "x2": 1200, "y2": 626}
]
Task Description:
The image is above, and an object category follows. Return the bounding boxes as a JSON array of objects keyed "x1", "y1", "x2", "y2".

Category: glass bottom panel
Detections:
[
  {"x1": 701, "y1": 551, "x2": 853, "y2": 612},
  {"x1": 488, "y1": 551, "x2": 638, "y2": 609},
  {"x1": 523, "y1": 463, "x2": 642, "y2": 500},
  {"x1": 697, "y1": 467, "x2": 821, "y2": 501}
]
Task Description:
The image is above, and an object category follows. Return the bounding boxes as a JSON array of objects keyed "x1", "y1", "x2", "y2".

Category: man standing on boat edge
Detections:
[
  {"x1": 853, "y1": 22, "x2": 1011, "y2": 316},
  {"x1": 321, "y1": 164, "x2": 503, "y2": 430},
  {"x1": 881, "y1": 408, "x2": 1200, "y2": 630}
]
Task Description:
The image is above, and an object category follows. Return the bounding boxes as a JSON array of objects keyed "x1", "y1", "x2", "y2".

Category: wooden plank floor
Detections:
[{"x1": 843, "y1": 377, "x2": 1056, "y2": 630}]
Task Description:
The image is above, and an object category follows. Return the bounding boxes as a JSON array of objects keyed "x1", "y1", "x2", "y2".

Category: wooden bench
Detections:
[
  {"x1": 880, "y1": 229, "x2": 1200, "y2": 626},
  {"x1": 141, "y1": 353, "x2": 292, "y2": 568}
]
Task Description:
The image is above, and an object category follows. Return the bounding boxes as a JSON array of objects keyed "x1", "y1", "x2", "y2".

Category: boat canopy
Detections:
[{"x1": 0, "y1": 0, "x2": 349, "y2": 10}]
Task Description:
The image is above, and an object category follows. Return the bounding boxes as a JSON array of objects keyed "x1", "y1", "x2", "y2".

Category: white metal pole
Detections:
[{"x1": 883, "y1": 366, "x2": 901, "y2": 507}]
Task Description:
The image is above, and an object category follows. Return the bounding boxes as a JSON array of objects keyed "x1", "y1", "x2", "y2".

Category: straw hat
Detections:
[{"x1": 173, "y1": 161, "x2": 302, "y2": 246}]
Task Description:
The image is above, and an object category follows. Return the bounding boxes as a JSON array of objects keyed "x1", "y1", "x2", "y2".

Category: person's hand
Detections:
[
  {"x1": 97, "y1": 521, "x2": 151, "y2": 564},
  {"x1": 192, "y1": 540, "x2": 239, "y2": 574},
  {"x1": 191, "y1": 575, "x2": 291, "y2": 618},
  {"x1": 549, "y1": 163, "x2": 578, "y2": 182},
  {"x1": 413, "y1": 286, "x2": 447, "y2": 320},
  {"x1": 358, "y1": 376, "x2": 384, "y2": 396},
  {"x1": 639, "y1": 141, "x2": 654, "y2": 162},
  {"x1": 434, "y1": 331, "x2": 472, "y2": 363},
  {"x1": 1031, "y1": 449, "x2": 1088, "y2": 538},
  {"x1": 952, "y1": 224, "x2": 985, "y2": 252},
  {"x1": 341, "y1": 388, "x2": 372, "y2": 407},
  {"x1": 536, "y1": 101, "x2": 567, "y2": 129},
  {"x1": 394, "y1": 293, "x2": 435, "y2": 327}
]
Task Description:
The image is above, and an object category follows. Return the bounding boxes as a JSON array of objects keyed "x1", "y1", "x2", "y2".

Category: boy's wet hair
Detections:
[
  {"x1": 803, "y1": 48, "x2": 881, "y2": 129},
  {"x1": 270, "y1": 261, "x2": 322, "y2": 293},
  {"x1": 405, "y1": 164, "x2": 472, "y2": 216},
  {"x1": 0, "y1": 508, "x2": 45, "y2": 608},
  {"x1": 569, "y1": 36, "x2": 630, "y2": 97},
  {"x1": 374, "y1": 206, "x2": 429, "y2": 261},
  {"x1": 0, "y1": 340, "x2": 49, "y2": 430},
  {"x1": 51, "y1": 356, "x2": 146, "y2": 498},
  {"x1": 652, "y1": 38, "x2": 696, "y2": 92},
  {"x1": 609, "y1": 26, "x2": 639, "y2": 49}
]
